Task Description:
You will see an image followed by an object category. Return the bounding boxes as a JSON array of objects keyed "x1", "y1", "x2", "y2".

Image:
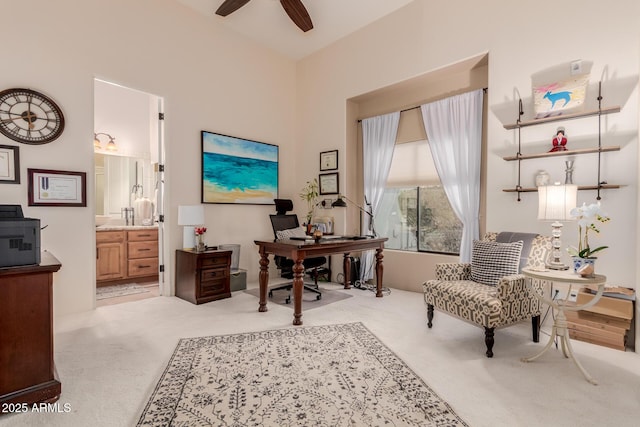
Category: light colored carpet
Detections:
[
  {"x1": 96, "y1": 283, "x2": 150, "y2": 300},
  {"x1": 137, "y1": 322, "x2": 467, "y2": 426},
  {"x1": 2, "y1": 283, "x2": 639, "y2": 427},
  {"x1": 244, "y1": 284, "x2": 353, "y2": 310}
]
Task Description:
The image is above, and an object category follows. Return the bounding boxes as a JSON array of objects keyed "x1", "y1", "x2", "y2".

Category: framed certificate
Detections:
[
  {"x1": 0, "y1": 145, "x2": 19, "y2": 184},
  {"x1": 319, "y1": 150, "x2": 338, "y2": 171},
  {"x1": 319, "y1": 172, "x2": 339, "y2": 195},
  {"x1": 28, "y1": 168, "x2": 87, "y2": 207}
]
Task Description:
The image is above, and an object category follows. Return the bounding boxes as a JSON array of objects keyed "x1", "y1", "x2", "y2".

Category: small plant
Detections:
[
  {"x1": 566, "y1": 203, "x2": 610, "y2": 258},
  {"x1": 299, "y1": 179, "x2": 319, "y2": 224}
]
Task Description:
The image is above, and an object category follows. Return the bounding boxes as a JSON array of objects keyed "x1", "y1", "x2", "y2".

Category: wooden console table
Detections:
[
  {"x1": 0, "y1": 251, "x2": 62, "y2": 408},
  {"x1": 254, "y1": 237, "x2": 388, "y2": 325}
]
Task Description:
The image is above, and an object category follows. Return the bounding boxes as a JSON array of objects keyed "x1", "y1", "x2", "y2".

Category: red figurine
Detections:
[{"x1": 549, "y1": 127, "x2": 567, "y2": 152}]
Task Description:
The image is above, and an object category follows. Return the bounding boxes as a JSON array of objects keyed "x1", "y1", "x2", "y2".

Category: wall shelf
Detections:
[
  {"x1": 503, "y1": 184, "x2": 622, "y2": 193},
  {"x1": 503, "y1": 81, "x2": 622, "y2": 201},
  {"x1": 503, "y1": 146, "x2": 620, "y2": 161},
  {"x1": 503, "y1": 106, "x2": 621, "y2": 130}
]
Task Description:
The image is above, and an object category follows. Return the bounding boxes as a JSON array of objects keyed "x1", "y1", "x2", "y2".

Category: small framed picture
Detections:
[
  {"x1": 0, "y1": 144, "x2": 20, "y2": 184},
  {"x1": 319, "y1": 172, "x2": 339, "y2": 195},
  {"x1": 28, "y1": 168, "x2": 87, "y2": 207},
  {"x1": 319, "y1": 150, "x2": 338, "y2": 171}
]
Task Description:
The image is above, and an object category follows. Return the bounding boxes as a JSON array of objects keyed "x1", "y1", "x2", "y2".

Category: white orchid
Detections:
[{"x1": 566, "y1": 202, "x2": 610, "y2": 258}]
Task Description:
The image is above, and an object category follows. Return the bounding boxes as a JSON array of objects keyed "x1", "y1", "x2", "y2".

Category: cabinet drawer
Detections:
[
  {"x1": 199, "y1": 253, "x2": 230, "y2": 269},
  {"x1": 127, "y1": 229, "x2": 158, "y2": 242},
  {"x1": 200, "y1": 268, "x2": 228, "y2": 282},
  {"x1": 200, "y1": 279, "x2": 226, "y2": 296},
  {"x1": 128, "y1": 241, "x2": 158, "y2": 259},
  {"x1": 96, "y1": 230, "x2": 125, "y2": 243},
  {"x1": 128, "y1": 258, "x2": 158, "y2": 277}
]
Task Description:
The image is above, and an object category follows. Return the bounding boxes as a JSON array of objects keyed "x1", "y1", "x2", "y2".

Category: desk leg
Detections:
[
  {"x1": 258, "y1": 249, "x2": 269, "y2": 313},
  {"x1": 375, "y1": 248, "x2": 384, "y2": 297},
  {"x1": 292, "y1": 257, "x2": 304, "y2": 325},
  {"x1": 343, "y1": 254, "x2": 351, "y2": 289}
]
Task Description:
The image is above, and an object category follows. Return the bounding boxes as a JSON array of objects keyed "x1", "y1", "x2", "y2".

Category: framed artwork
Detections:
[
  {"x1": 533, "y1": 74, "x2": 589, "y2": 119},
  {"x1": 0, "y1": 144, "x2": 19, "y2": 184},
  {"x1": 201, "y1": 131, "x2": 279, "y2": 205},
  {"x1": 319, "y1": 150, "x2": 338, "y2": 171},
  {"x1": 28, "y1": 168, "x2": 87, "y2": 207},
  {"x1": 319, "y1": 172, "x2": 339, "y2": 195}
]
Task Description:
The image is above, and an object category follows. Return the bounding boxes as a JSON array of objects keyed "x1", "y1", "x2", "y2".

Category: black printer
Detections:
[{"x1": 0, "y1": 205, "x2": 41, "y2": 268}]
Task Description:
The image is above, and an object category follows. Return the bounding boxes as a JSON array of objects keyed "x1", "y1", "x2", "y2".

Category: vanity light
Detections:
[{"x1": 94, "y1": 132, "x2": 117, "y2": 152}]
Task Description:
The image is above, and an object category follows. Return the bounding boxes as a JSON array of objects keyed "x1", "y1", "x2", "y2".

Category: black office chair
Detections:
[{"x1": 268, "y1": 199, "x2": 325, "y2": 303}]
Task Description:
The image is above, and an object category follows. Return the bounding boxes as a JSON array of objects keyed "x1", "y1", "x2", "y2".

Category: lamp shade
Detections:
[
  {"x1": 537, "y1": 184, "x2": 578, "y2": 221},
  {"x1": 178, "y1": 205, "x2": 205, "y2": 226}
]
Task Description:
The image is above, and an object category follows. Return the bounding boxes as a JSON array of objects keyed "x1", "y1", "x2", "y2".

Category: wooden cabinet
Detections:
[
  {"x1": 96, "y1": 228, "x2": 158, "y2": 285},
  {"x1": 175, "y1": 249, "x2": 232, "y2": 304},
  {"x1": 96, "y1": 230, "x2": 126, "y2": 281},
  {"x1": 0, "y1": 252, "x2": 61, "y2": 407},
  {"x1": 127, "y1": 229, "x2": 158, "y2": 279}
]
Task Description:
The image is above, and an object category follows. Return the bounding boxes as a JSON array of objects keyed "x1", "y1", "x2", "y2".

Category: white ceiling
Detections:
[{"x1": 175, "y1": 0, "x2": 415, "y2": 60}]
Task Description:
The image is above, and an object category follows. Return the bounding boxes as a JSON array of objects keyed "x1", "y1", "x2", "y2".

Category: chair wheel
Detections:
[
  {"x1": 316, "y1": 294, "x2": 322, "y2": 300},
  {"x1": 285, "y1": 296, "x2": 291, "y2": 304},
  {"x1": 268, "y1": 291, "x2": 273, "y2": 298}
]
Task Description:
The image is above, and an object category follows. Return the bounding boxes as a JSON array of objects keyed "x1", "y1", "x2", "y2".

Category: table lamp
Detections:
[
  {"x1": 537, "y1": 183, "x2": 577, "y2": 270},
  {"x1": 178, "y1": 205, "x2": 205, "y2": 249}
]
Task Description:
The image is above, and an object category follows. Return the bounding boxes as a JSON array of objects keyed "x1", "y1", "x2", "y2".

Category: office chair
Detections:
[{"x1": 268, "y1": 199, "x2": 325, "y2": 303}]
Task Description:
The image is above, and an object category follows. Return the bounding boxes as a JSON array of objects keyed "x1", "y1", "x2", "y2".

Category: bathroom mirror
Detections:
[{"x1": 95, "y1": 153, "x2": 155, "y2": 218}]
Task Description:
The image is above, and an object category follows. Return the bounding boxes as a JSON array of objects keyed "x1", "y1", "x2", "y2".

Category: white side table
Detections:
[{"x1": 521, "y1": 267, "x2": 606, "y2": 385}]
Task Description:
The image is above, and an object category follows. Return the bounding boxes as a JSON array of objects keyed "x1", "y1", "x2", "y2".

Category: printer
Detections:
[{"x1": 0, "y1": 205, "x2": 41, "y2": 268}]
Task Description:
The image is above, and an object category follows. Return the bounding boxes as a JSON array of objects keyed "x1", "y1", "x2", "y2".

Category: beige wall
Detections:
[
  {"x1": 1, "y1": 0, "x2": 297, "y2": 315},
  {"x1": 297, "y1": 0, "x2": 639, "y2": 293}
]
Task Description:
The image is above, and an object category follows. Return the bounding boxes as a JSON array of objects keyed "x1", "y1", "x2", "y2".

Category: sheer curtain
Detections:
[
  {"x1": 361, "y1": 112, "x2": 400, "y2": 282},
  {"x1": 420, "y1": 89, "x2": 483, "y2": 262}
]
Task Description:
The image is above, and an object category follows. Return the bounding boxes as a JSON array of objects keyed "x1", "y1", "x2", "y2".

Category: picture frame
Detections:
[
  {"x1": 28, "y1": 168, "x2": 87, "y2": 207},
  {"x1": 319, "y1": 150, "x2": 338, "y2": 171},
  {"x1": 201, "y1": 130, "x2": 279, "y2": 205},
  {"x1": 0, "y1": 144, "x2": 20, "y2": 184},
  {"x1": 319, "y1": 172, "x2": 339, "y2": 195}
]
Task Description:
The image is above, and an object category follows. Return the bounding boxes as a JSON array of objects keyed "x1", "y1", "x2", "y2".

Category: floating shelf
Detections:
[
  {"x1": 503, "y1": 146, "x2": 620, "y2": 161},
  {"x1": 503, "y1": 106, "x2": 621, "y2": 130},
  {"x1": 503, "y1": 184, "x2": 622, "y2": 193}
]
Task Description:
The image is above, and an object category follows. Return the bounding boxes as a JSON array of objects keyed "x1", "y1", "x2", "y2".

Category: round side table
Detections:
[{"x1": 521, "y1": 267, "x2": 606, "y2": 385}]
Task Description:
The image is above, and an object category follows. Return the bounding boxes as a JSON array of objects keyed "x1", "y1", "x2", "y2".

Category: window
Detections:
[{"x1": 376, "y1": 140, "x2": 462, "y2": 255}]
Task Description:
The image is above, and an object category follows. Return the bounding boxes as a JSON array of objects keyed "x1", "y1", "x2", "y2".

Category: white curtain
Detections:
[
  {"x1": 361, "y1": 112, "x2": 400, "y2": 282},
  {"x1": 420, "y1": 89, "x2": 483, "y2": 262}
]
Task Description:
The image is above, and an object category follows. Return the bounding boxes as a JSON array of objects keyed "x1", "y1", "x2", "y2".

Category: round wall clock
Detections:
[{"x1": 0, "y1": 88, "x2": 65, "y2": 144}]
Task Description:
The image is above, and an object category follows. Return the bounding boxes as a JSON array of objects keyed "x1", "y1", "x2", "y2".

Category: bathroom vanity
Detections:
[{"x1": 96, "y1": 226, "x2": 158, "y2": 285}]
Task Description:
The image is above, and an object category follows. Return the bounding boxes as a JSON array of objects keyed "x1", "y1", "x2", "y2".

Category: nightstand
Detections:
[{"x1": 175, "y1": 249, "x2": 232, "y2": 304}]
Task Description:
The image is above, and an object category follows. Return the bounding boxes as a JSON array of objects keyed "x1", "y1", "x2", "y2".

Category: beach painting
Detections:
[{"x1": 201, "y1": 131, "x2": 278, "y2": 204}]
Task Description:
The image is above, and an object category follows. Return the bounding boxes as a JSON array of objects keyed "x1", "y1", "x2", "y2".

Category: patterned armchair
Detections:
[{"x1": 422, "y1": 232, "x2": 552, "y2": 357}]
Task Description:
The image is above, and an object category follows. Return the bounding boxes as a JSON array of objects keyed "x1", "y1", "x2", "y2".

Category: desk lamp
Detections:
[
  {"x1": 538, "y1": 183, "x2": 577, "y2": 270},
  {"x1": 331, "y1": 194, "x2": 376, "y2": 237},
  {"x1": 178, "y1": 205, "x2": 205, "y2": 249}
]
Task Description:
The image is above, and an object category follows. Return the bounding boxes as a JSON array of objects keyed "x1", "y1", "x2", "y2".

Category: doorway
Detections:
[{"x1": 94, "y1": 78, "x2": 166, "y2": 305}]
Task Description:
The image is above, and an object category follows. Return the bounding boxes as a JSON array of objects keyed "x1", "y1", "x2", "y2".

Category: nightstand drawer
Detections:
[
  {"x1": 200, "y1": 268, "x2": 228, "y2": 282},
  {"x1": 200, "y1": 280, "x2": 226, "y2": 296},
  {"x1": 200, "y1": 254, "x2": 230, "y2": 269},
  {"x1": 128, "y1": 241, "x2": 159, "y2": 259},
  {"x1": 128, "y1": 258, "x2": 158, "y2": 277}
]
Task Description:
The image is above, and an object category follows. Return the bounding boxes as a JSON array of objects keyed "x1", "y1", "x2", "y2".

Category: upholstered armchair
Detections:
[{"x1": 422, "y1": 232, "x2": 552, "y2": 357}]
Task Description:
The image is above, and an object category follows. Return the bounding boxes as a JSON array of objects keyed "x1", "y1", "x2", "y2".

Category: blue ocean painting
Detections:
[{"x1": 202, "y1": 132, "x2": 278, "y2": 204}]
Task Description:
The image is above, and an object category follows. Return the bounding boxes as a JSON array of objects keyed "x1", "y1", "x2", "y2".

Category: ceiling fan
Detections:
[{"x1": 215, "y1": 0, "x2": 314, "y2": 32}]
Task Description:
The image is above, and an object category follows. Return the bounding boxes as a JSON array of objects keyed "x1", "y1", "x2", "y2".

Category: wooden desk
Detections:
[
  {"x1": 254, "y1": 237, "x2": 388, "y2": 325},
  {"x1": 0, "y1": 251, "x2": 62, "y2": 407}
]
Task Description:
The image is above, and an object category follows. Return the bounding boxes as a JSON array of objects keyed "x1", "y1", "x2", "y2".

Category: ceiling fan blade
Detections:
[
  {"x1": 280, "y1": 0, "x2": 313, "y2": 32},
  {"x1": 215, "y1": 0, "x2": 251, "y2": 17}
]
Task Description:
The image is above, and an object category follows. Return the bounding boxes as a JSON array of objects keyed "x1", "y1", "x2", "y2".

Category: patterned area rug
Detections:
[
  {"x1": 96, "y1": 283, "x2": 150, "y2": 300},
  {"x1": 137, "y1": 322, "x2": 468, "y2": 426}
]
